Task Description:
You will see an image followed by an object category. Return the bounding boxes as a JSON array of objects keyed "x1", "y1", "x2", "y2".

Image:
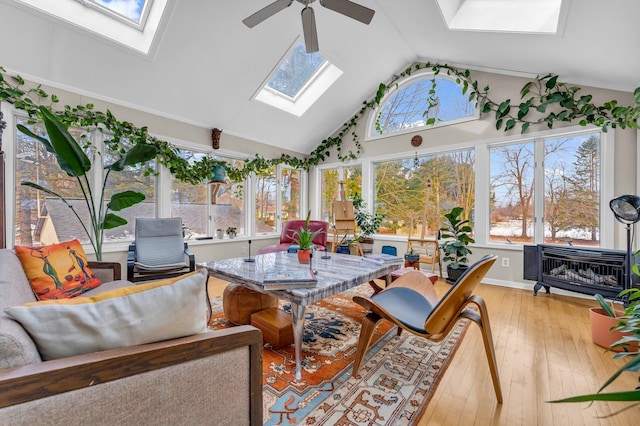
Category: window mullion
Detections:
[{"x1": 534, "y1": 138, "x2": 545, "y2": 244}]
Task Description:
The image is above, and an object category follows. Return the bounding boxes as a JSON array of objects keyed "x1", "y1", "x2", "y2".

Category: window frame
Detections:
[
  {"x1": 254, "y1": 164, "x2": 306, "y2": 237},
  {"x1": 365, "y1": 68, "x2": 480, "y2": 142},
  {"x1": 479, "y1": 125, "x2": 613, "y2": 249}
]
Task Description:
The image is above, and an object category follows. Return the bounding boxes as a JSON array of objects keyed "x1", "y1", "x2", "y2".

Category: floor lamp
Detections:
[{"x1": 609, "y1": 195, "x2": 640, "y2": 298}]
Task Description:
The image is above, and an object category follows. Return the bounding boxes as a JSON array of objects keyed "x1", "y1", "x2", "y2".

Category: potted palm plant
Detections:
[
  {"x1": 440, "y1": 206, "x2": 475, "y2": 283},
  {"x1": 292, "y1": 211, "x2": 323, "y2": 264}
]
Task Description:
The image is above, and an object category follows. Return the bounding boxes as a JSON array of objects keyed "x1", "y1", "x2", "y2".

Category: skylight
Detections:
[
  {"x1": 436, "y1": 0, "x2": 564, "y2": 34},
  {"x1": 266, "y1": 43, "x2": 326, "y2": 99},
  {"x1": 254, "y1": 41, "x2": 343, "y2": 117},
  {"x1": 16, "y1": 0, "x2": 168, "y2": 55},
  {"x1": 85, "y1": 0, "x2": 150, "y2": 27}
]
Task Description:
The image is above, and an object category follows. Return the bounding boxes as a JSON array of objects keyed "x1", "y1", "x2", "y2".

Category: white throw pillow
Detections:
[{"x1": 5, "y1": 269, "x2": 209, "y2": 360}]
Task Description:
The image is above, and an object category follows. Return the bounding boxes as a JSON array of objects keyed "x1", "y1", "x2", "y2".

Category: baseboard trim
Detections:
[{"x1": 482, "y1": 278, "x2": 594, "y2": 300}]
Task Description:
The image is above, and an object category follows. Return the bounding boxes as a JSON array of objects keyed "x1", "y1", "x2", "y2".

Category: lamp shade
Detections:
[{"x1": 610, "y1": 195, "x2": 640, "y2": 224}]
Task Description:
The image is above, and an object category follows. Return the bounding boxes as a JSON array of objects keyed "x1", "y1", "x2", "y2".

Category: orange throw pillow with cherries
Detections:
[{"x1": 15, "y1": 240, "x2": 102, "y2": 300}]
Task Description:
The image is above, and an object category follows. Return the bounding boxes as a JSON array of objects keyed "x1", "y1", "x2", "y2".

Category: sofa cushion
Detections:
[
  {"x1": 0, "y1": 249, "x2": 42, "y2": 369},
  {"x1": 14, "y1": 239, "x2": 102, "y2": 300},
  {"x1": 5, "y1": 269, "x2": 209, "y2": 361}
]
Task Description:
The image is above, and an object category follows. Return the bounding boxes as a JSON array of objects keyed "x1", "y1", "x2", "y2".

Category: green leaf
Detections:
[
  {"x1": 496, "y1": 118, "x2": 503, "y2": 130},
  {"x1": 107, "y1": 143, "x2": 158, "y2": 171},
  {"x1": 549, "y1": 390, "x2": 640, "y2": 403},
  {"x1": 38, "y1": 106, "x2": 91, "y2": 176},
  {"x1": 21, "y1": 182, "x2": 65, "y2": 200},
  {"x1": 505, "y1": 119, "x2": 516, "y2": 131},
  {"x1": 497, "y1": 99, "x2": 511, "y2": 118},
  {"x1": 17, "y1": 124, "x2": 54, "y2": 153},
  {"x1": 634, "y1": 87, "x2": 640, "y2": 105},
  {"x1": 107, "y1": 191, "x2": 145, "y2": 212},
  {"x1": 103, "y1": 213, "x2": 128, "y2": 230},
  {"x1": 545, "y1": 75, "x2": 559, "y2": 89},
  {"x1": 520, "y1": 82, "x2": 532, "y2": 98},
  {"x1": 537, "y1": 103, "x2": 548, "y2": 113},
  {"x1": 521, "y1": 122, "x2": 530, "y2": 133},
  {"x1": 595, "y1": 294, "x2": 616, "y2": 317}
]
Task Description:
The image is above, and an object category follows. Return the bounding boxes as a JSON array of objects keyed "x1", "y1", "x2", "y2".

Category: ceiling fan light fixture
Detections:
[{"x1": 243, "y1": 0, "x2": 375, "y2": 54}]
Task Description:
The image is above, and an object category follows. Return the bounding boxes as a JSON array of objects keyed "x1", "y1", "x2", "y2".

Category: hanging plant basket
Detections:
[{"x1": 209, "y1": 164, "x2": 227, "y2": 183}]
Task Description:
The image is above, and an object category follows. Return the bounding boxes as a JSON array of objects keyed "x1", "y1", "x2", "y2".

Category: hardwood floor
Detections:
[
  {"x1": 207, "y1": 277, "x2": 638, "y2": 425},
  {"x1": 418, "y1": 280, "x2": 637, "y2": 426}
]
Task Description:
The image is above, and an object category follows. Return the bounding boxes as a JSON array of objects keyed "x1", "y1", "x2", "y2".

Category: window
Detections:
[
  {"x1": 436, "y1": 0, "x2": 564, "y2": 34},
  {"x1": 170, "y1": 149, "x2": 208, "y2": 238},
  {"x1": 544, "y1": 134, "x2": 600, "y2": 245},
  {"x1": 18, "y1": 0, "x2": 168, "y2": 54},
  {"x1": 85, "y1": 0, "x2": 151, "y2": 26},
  {"x1": 319, "y1": 165, "x2": 362, "y2": 223},
  {"x1": 266, "y1": 42, "x2": 326, "y2": 98},
  {"x1": 489, "y1": 130, "x2": 602, "y2": 246},
  {"x1": 281, "y1": 168, "x2": 301, "y2": 221},
  {"x1": 102, "y1": 135, "x2": 156, "y2": 243},
  {"x1": 14, "y1": 118, "x2": 87, "y2": 246},
  {"x1": 254, "y1": 41, "x2": 343, "y2": 116},
  {"x1": 369, "y1": 71, "x2": 477, "y2": 139},
  {"x1": 168, "y1": 150, "x2": 247, "y2": 239},
  {"x1": 373, "y1": 150, "x2": 475, "y2": 236},
  {"x1": 255, "y1": 166, "x2": 277, "y2": 233},
  {"x1": 212, "y1": 158, "x2": 246, "y2": 236},
  {"x1": 255, "y1": 166, "x2": 304, "y2": 234},
  {"x1": 490, "y1": 142, "x2": 535, "y2": 243}
]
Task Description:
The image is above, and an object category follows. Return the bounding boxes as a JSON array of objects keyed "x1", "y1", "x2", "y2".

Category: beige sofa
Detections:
[{"x1": 0, "y1": 249, "x2": 262, "y2": 425}]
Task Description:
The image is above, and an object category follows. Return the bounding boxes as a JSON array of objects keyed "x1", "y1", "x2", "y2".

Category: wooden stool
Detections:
[
  {"x1": 222, "y1": 284, "x2": 279, "y2": 325},
  {"x1": 251, "y1": 308, "x2": 293, "y2": 348}
]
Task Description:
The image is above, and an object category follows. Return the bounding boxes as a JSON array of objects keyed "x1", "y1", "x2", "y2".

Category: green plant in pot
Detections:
[
  {"x1": 225, "y1": 226, "x2": 237, "y2": 238},
  {"x1": 352, "y1": 194, "x2": 385, "y2": 253},
  {"x1": 18, "y1": 106, "x2": 158, "y2": 260},
  {"x1": 551, "y1": 287, "x2": 640, "y2": 408},
  {"x1": 440, "y1": 206, "x2": 474, "y2": 283},
  {"x1": 292, "y1": 211, "x2": 323, "y2": 264}
]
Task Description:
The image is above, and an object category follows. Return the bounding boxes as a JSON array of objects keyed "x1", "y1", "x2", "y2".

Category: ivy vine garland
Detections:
[{"x1": 1, "y1": 63, "x2": 638, "y2": 184}]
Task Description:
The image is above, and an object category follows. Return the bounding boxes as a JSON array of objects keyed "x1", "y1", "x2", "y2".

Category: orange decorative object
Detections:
[
  {"x1": 589, "y1": 307, "x2": 636, "y2": 352},
  {"x1": 297, "y1": 249, "x2": 313, "y2": 263},
  {"x1": 14, "y1": 239, "x2": 101, "y2": 300}
]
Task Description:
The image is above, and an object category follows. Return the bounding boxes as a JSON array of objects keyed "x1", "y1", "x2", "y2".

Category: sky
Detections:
[{"x1": 93, "y1": 0, "x2": 145, "y2": 22}]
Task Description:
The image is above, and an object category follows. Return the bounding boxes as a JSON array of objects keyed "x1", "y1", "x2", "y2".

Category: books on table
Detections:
[
  {"x1": 363, "y1": 253, "x2": 403, "y2": 265},
  {"x1": 262, "y1": 269, "x2": 317, "y2": 290}
]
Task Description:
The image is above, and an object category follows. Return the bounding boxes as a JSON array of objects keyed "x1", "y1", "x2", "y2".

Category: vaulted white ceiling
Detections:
[{"x1": 0, "y1": 0, "x2": 638, "y2": 154}]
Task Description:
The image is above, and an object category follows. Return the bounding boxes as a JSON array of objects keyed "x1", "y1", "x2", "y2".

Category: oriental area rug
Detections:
[{"x1": 208, "y1": 284, "x2": 468, "y2": 426}]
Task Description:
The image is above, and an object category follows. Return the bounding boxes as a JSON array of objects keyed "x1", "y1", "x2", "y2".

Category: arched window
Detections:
[{"x1": 368, "y1": 70, "x2": 478, "y2": 139}]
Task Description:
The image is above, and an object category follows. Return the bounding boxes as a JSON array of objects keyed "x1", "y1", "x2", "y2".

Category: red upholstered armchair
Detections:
[{"x1": 258, "y1": 220, "x2": 329, "y2": 254}]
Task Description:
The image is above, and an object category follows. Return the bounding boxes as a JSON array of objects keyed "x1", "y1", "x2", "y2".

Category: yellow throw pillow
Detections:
[
  {"x1": 5, "y1": 269, "x2": 209, "y2": 360},
  {"x1": 14, "y1": 240, "x2": 101, "y2": 300}
]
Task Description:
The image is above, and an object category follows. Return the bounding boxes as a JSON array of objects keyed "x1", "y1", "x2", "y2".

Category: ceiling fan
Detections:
[{"x1": 243, "y1": 0, "x2": 375, "y2": 53}]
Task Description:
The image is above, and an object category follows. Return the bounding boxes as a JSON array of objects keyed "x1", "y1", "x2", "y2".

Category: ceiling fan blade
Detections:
[
  {"x1": 243, "y1": 0, "x2": 294, "y2": 28},
  {"x1": 319, "y1": 0, "x2": 375, "y2": 24},
  {"x1": 301, "y1": 7, "x2": 319, "y2": 53}
]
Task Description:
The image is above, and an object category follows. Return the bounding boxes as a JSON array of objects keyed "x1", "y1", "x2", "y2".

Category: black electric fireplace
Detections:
[{"x1": 523, "y1": 244, "x2": 633, "y2": 299}]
